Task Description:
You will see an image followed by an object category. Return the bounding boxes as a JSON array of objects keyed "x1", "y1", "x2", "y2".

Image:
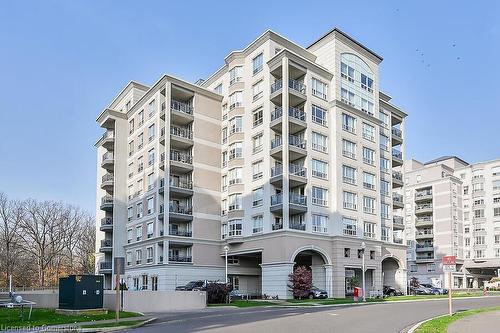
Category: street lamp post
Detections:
[
  {"x1": 224, "y1": 245, "x2": 229, "y2": 284},
  {"x1": 361, "y1": 241, "x2": 366, "y2": 302}
]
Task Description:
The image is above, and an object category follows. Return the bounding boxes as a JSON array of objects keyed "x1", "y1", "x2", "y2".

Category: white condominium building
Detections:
[
  {"x1": 405, "y1": 156, "x2": 500, "y2": 289},
  {"x1": 95, "y1": 28, "x2": 408, "y2": 298}
]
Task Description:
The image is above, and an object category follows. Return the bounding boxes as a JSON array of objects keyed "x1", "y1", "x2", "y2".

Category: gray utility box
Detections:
[{"x1": 59, "y1": 275, "x2": 104, "y2": 310}]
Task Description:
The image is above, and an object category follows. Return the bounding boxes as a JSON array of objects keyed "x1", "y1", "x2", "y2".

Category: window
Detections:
[
  {"x1": 362, "y1": 123, "x2": 375, "y2": 141},
  {"x1": 127, "y1": 229, "x2": 132, "y2": 243},
  {"x1": 127, "y1": 206, "x2": 133, "y2": 221},
  {"x1": 475, "y1": 250, "x2": 485, "y2": 258},
  {"x1": 475, "y1": 236, "x2": 485, "y2": 245},
  {"x1": 147, "y1": 197, "x2": 154, "y2": 214},
  {"x1": 252, "y1": 80, "x2": 263, "y2": 101},
  {"x1": 137, "y1": 133, "x2": 144, "y2": 149},
  {"x1": 410, "y1": 265, "x2": 418, "y2": 273},
  {"x1": 342, "y1": 113, "x2": 356, "y2": 133},
  {"x1": 136, "y1": 202, "x2": 143, "y2": 218},
  {"x1": 361, "y1": 98, "x2": 374, "y2": 116},
  {"x1": 252, "y1": 53, "x2": 263, "y2": 74},
  {"x1": 126, "y1": 252, "x2": 132, "y2": 266},
  {"x1": 344, "y1": 248, "x2": 351, "y2": 258},
  {"x1": 312, "y1": 105, "x2": 327, "y2": 125},
  {"x1": 148, "y1": 99, "x2": 156, "y2": 117},
  {"x1": 380, "y1": 134, "x2": 389, "y2": 151},
  {"x1": 363, "y1": 222, "x2": 376, "y2": 238},
  {"x1": 363, "y1": 172, "x2": 376, "y2": 190},
  {"x1": 380, "y1": 180, "x2": 390, "y2": 196},
  {"x1": 252, "y1": 160, "x2": 263, "y2": 180},
  {"x1": 341, "y1": 62, "x2": 355, "y2": 82},
  {"x1": 360, "y1": 73, "x2": 373, "y2": 93},
  {"x1": 252, "y1": 187, "x2": 263, "y2": 207},
  {"x1": 343, "y1": 191, "x2": 357, "y2": 210},
  {"x1": 495, "y1": 207, "x2": 500, "y2": 217},
  {"x1": 228, "y1": 193, "x2": 242, "y2": 211},
  {"x1": 252, "y1": 215, "x2": 263, "y2": 233},
  {"x1": 228, "y1": 142, "x2": 243, "y2": 159},
  {"x1": 129, "y1": 140, "x2": 134, "y2": 156},
  {"x1": 137, "y1": 156, "x2": 144, "y2": 172},
  {"x1": 342, "y1": 139, "x2": 356, "y2": 159},
  {"x1": 229, "y1": 91, "x2": 243, "y2": 109},
  {"x1": 342, "y1": 217, "x2": 357, "y2": 236},
  {"x1": 363, "y1": 147, "x2": 375, "y2": 165},
  {"x1": 229, "y1": 66, "x2": 242, "y2": 85},
  {"x1": 228, "y1": 167, "x2": 243, "y2": 185},
  {"x1": 464, "y1": 186, "x2": 469, "y2": 195},
  {"x1": 147, "y1": 173, "x2": 154, "y2": 190},
  {"x1": 141, "y1": 274, "x2": 148, "y2": 290},
  {"x1": 135, "y1": 225, "x2": 142, "y2": 241},
  {"x1": 138, "y1": 110, "x2": 144, "y2": 126},
  {"x1": 222, "y1": 127, "x2": 227, "y2": 144},
  {"x1": 311, "y1": 132, "x2": 327, "y2": 153},
  {"x1": 312, "y1": 214, "x2": 328, "y2": 233},
  {"x1": 381, "y1": 227, "x2": 390, "y2": 241},
  {"x1": 137, "y1": 179, "x2": 143, "y2": 195},
  {"x1": 222, "y1": 151, "x2": 228, "y2": 167},
  {"x1": 311, "y1": 78, "x2": 327, "y2": 99},
  {"x1": 342, "y1": 165, "x2": 356, "y2": 185},
  {"x1": 136, "y1": 249, "x2": 142, "y2": 264},
  {"x1": 214, "y1": 83, "x2": 223, "y2": 94},
  {"x1": 148, "y1": 124, "x2": 155, "y2": 141},
  {"x1": 381, "y1": 203, "x2": 390, "y2": 220},
  {"x1": 129, "y1": 119, "x2": 134, "y2": 134},
  {"x1": 427, "y1": 264, "x2": 436, "y2": 272},
  {"x1": 341, "y1": 88, "x2": 355, "y2": 107},
  {"x1": 151, "y1": 276, "x2": 158, "y2": 291},
  {"x1": 380, "y1": 158, "x2": 390, "y2": 173},
  {"x1": 221, "y1": 199, "x2": 227, "y2": 216},
  {"x1": 474, "y1": 209, "x2": 485, "y2": 218},
  {"x1": 228, "y1": 219, "x2": 242, "y2": 236},
  {"x1": 494, "y1": 197, "x2": 500, "y2": 204},
  {"x1": 146, "y1": 246, "x2": 153, "y2": 263},
  {"x1": 465, "y1": 238, "x2": 470, "y2": 246},
  {"x1": 363, "y1": 197, "x2": 376, "y2": 214},
  {"x1": 370, "y1": 250, "x2": 375, "y2": 260},
  {"x1": 252, "y1": 133, "x2": 263, "y2": 153},
  {"x1": 312, "y1": 187, "x2": 328, "y2": 206},
  {"x1": 379, "y1": 112, "x2": 389, "y2": 128},
  {"x1": 494, "y1": 180, "x2": 500, "y2": 190},
  {"x1": 229, "y1": 116, "x2": 243, "y2": 134},
  {"x1": 252, "y1": 108, "x2": 263, "y2": 127},
  {"x1": 312, "y1": 159, "x2": 328, "y2": 179}
]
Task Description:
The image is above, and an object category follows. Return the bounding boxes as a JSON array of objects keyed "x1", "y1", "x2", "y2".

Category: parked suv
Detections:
[
  {"x1": 420, "y1": 283, "x2": 448, "y2": 295},
  {"x1": 175, "y1": 280, "x2": 204, "y2": 291},
  {"x1": 383, "y1": 285, "x2": 404, "y2": 297},
  {"x1": 308, "y1": 286, "x2": 328, "y2": 299}
]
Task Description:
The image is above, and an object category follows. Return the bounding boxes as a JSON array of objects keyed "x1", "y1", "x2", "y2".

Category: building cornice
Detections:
[
  {"x1": 379, "y1": 98, "x2": 407, "y2": 118},
  {"x1": 267, "y1": 49, "x2": 334, "y2": 80},
  {"x1": 331, "y1": 99, "x2": 382, "y2": 125}
]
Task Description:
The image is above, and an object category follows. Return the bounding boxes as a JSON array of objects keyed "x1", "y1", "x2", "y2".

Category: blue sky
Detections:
[{"x1": 0, "y1": 0, "x2": 499, "y2": 212}]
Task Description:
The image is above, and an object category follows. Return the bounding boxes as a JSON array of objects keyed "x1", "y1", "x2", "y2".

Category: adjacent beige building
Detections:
[
  {"x1": 95, "y1": 28, "x2": 408, "y2": 298},
  {"x1": 405, "y1": 156, "x2": 500, "y2": 289}
]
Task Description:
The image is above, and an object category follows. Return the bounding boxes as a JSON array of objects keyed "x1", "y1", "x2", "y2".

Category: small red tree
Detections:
[{"x1": 288, "y1": 266, "x2": 312, "y2": 299}]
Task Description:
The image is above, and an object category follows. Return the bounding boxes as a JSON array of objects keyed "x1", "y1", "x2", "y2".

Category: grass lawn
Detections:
[
  {"x1": 0, "y1": 308, "x2": 141, "y2": 329},
  {"x1": 209, "y1": 300, "x2": 278, "y2": 308},
  {"x1": 80, "y1": 319, "x2": 147, "y2": 329},
  {"x1": 415, "y1": 306, "x2": 500, "y2": 333}
]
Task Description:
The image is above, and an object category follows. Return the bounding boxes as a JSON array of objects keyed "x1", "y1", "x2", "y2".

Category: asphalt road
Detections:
[{"x1": 135, "y1": 296, "x2": 500, "y2": 333}]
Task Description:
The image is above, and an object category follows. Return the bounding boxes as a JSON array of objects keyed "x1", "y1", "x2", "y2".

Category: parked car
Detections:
[
  {"x1": 308, "y1": 286, "x2": 328, "y2": 299},
  {"x1": 175, "y1": 280, "x2": 204, "y2": 291},
  {"x1": 383, "y1": 285, "x2": 404, "y2": 297},
  {"x1": 409, "y1": 285, "x2": 433, "y2": 295},
  {"x1": 420, "y1": 283, "x2": 448, "y2": 295},
  {"x1": 229, "y1": 290, "x2": 246, "y2": 300}
]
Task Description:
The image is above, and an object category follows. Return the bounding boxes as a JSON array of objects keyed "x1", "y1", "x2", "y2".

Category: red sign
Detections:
[{"x1": 443, "y1": 256, "x2": 456, "y2": 265}]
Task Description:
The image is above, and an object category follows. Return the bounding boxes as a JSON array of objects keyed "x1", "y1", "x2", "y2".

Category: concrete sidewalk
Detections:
[{"x1": 448, "y1": 311, "x2": 500, "y2": 332}]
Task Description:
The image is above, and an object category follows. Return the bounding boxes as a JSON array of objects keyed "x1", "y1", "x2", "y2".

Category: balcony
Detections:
[
  {"x1": 343, "y1": 228, "x2": 357, "y2": 237},
  {"x1": 392, "y1": 171, "x2": 403, "y2": 188},
  {"x1": 169, "y1": 176, "x2": 194, "y2": 197},
  {"x1": 158, "y1": 204, "x2": 164, "y2": 220},
  {"x1": 169, "y1": 227, "x2": 192, "y2": 237},
  {"x1": 289, "y1": 165, "x2": 307, "y2": 187},
  {"x1": 415, "y1": 203, "x2": 433, "y2": 215},
  {"x1": 270, "y1": 106, "x2": 307, "y2": 134},
  {"x1": 270, "y1": 79, "x2": 306, "y2": 106},
  {"x1": 415, "y1": 189, "x2": 433, "y2": 202},
  {"x1": 169, "y1": 255, "x2": 192, "y2": 263},
  {"x1": 160, "y1": 101, "x2": 166, "y2": 119},
  {"x1": 393, "y1": 237, "x2": 403, "y2": 244},
  {"x1": 415, "y1": 255, "x2": 435, "y2": 263},
  {"x1": 101, "y1": 131, "x2": 115, "y2": 150},
  {"x1": 99, "y1": 239, "x2": 112, "y2": 253},
  {"x1": 290, "y1": 223, "x2": 306, "y2": 231},
  {"x1": 270, "y1": 135, "x2": 307, "y2": 161},
  {"x1": 393, "y1": 193, "x2": 404, "y2": 208},
  {"x1": 170, "y1": 151, "x2": 193, "y2": 174},
  {"x1": 392, "y1": 149, "x2": 403, "y2": 167},
  {"x1": 98, "y1": 261, "x2": 112, "y2": 273},
  {"x1": 391, "y1": 127, "x2": 403, "y2": 145},
  {"x1": 100, "y1": 217, "x2": 113, "y2": 232},
  {"x1": 101, "y1": 173, "x2": 114, "y2": 191},
  {"x1": 170, "y1": 100, "x2": 194, "y2": 125},
  {"x1": 270, "y1": 193, "x2": 307, "y2": 215},
  {"x1": 100, "y1": 196, "x2": 113, "y2": 211},
  {"x1": 415, "y1": 216, "x2": 433, "y2": 228},
  {"x1": 170, "y1": 125, "x2": 194, "y2": 149},
  {"x1": 415, "y1": 231, "x2": 433, "y2": 240},
  {"x1": 101, "y1": 152, "x2": 114, "y2": 170},
  {"x1": 169, "y1": 202, "x2": 193, "y2": 222},
  {"x1": 416, "y1": 244, "x2": 434, "y2": 252},
  {"x1": 393, "y1": 216, "x2": 405, "y2": 230}
]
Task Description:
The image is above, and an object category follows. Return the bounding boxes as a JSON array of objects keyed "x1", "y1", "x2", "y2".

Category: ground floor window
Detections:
[
  {"x1": 151, "y1": 276, "x2": 158, "y2": 291},
  {"x1": 141, "y1": 274, "x2": 148, "y2": 290},
  {"x1": 229, "y1": 276, "x2": 240, "y2": 290},
  {"x1": 133, "y1": 277, "x2": 139, "y2": 290}
]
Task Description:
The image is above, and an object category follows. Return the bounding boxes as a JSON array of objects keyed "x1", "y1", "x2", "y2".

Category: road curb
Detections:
[
  {"x1": 404, "y1": 314, "x2": 449, "y2": 333},
  {"x1": 77, "y1": 317, "x2": 157, "y2": 333}
]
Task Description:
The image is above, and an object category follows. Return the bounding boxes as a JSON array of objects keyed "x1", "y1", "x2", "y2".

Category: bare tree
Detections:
[
  {"x1": 75, "y1": 213, "x2": 96, "y2": 274},
  {"x1": 0, "y1": 193, "x2": 23, "y2": 287}
]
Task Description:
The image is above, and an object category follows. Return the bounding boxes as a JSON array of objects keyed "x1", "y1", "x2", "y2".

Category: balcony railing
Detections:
[
  {"x1": 171, "y1": 100, "x2": 193, "y2": 115},
  {"x1": 393, "y1": 193, "x2": 404, "y2": 204},
  {"x1": 170, "y1": 151, "x2": 193, "y2": 164},
  {"x1": 169, "y1": 255, "x2": 192, "y2": 263},
  {"x1": 169, "y1": 203, "x2": 193, "y2": 215},
  {"x1": 393, "y1": 216, "x2": 404, "y2": 225},
  {"x1": 101, "y1": 174, "x2": 114, "y2": 183},
  {"x1": 271, "y1": 107, "x2": 283, "y2": 121},
  {"x1": 100, "y1": 239, "x2": 112, "y2": 247},
  {"x1": 101, "y1": 131, "x2": 114, "y2": 140},
  {"x1": 392, "y1": 127, "x2": 402, "y2": 138},
  {"x1": 290, "y1": 223, "x2": 306, "y2": 231},
  {"x1": 415, "y1": 190, "x2": 433, "y2": 198},
  {"x1": 416, "y1": 204, "x2": 433, "y2": 211},
  {"x1": 272, "y1": 222, "x2": 283, "y2": 231},
  {"x1": 271, "y1": 165, "x2": 283, "y2": 177},
  {"x1": 393, "y1": 238, "x2": 403, "y2": 244},
  {"x1": 416, "y1": 255, "x2": 434, "y2": 260},
  {"x1": 289, "y1": 135, "x2": 306, "y2": 149},
  {"x1": 99, "y1": 261, "x2": 112, "y2": 270},
  {"x1": 343, "y1": 228, "x2": 357, "y2": 236},
  {"x1": 169, "y1": 177, "x2": 193, "y2": 190},
  {"x1": 289, "y1": 106, "x2": 306, "y2": 121},
  {"x1": 271, "y1": 80, "x2": 283, "y2": 94},
  {"x1": 393, "y1": 171, "x2": 403, "y2": 181},
  {"x1": 171, "y1": 125, "x2": 193, "y2": 140},
  {"x1": 102, "y1": 152, "x2": 114, "y2": 163},
  {"x1": 271, "y1": 194, "x2": 282, "y2": 205},
  {"x1": 101, "y1": 217, "x2": 113, "y2": 227},
  {"x1": 271, "y1": 137, "x2": 282, "y2": 149},
  {"x1": 101, "y1": 196, "x2": 113, "y2": 205},
  {"x1": 290, "y1": 193, "x2": 307, "y2": 206},
  {"x1": 169, "y1": 229, "x2": 192, "y2": 237},
  {"x1": 270, "y1": 79, "x2": 306, "y2": 95},
  {"x1": 392, "y1": 149, "x2": 403, "y2": 160},
  {"x1": 289, "y1": 164, "x2": 307, "y2": 177}
]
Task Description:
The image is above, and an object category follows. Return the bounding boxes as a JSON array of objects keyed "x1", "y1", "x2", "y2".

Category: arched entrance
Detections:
[
  {"x1": 382, "y1": 256, "x2": 402, "y2": 290},
  {"x1": 291, "y1": 246, "x2": 332, "y2": 296}
]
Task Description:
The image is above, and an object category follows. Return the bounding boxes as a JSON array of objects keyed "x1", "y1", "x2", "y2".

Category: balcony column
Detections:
[
  {"x1": 282, "y1": 57, "x2": 290, "y2": 230},
  {"x1": 164, "y1": 240, "x2": 169, "y2": 264},
  {"x1": 324, "y1": 264, "x2": 333, "y2": 297},
  {"x1": 164, "y1": 82, "x2": 171, "y2": 232}
]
